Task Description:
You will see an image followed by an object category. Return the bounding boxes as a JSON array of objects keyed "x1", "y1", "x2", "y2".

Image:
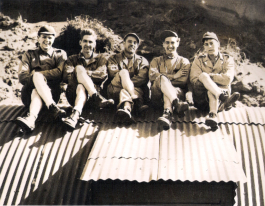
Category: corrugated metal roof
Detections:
[
  {"x1": 81, "y1": 122, "x2": 246, "y2": 183},
  {"x1": 0, "y1": 104, "x2": 264, "y2": 205}
]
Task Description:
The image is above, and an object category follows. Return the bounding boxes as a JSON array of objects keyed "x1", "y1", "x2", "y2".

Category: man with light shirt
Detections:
[
  {"x1": 15, "y1": 25, "x2": 67, "y2": 132},
  {"x1": 190, "y1": 32, "x2": 240, "y2": 130},
  {"x1": 63, "y1": 29, "x2": 114, "y2": 129},
  {"x1": 149, "y1": 30, "x2": 193, "y2": 130},
  {"x1": 107, "y1": 33, "x2": 149, "y2": 124}
]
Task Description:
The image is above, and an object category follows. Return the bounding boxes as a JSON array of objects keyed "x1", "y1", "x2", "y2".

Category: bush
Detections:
[{"x1": 56, "y1": 15, "x2": 123, "y2": 56}]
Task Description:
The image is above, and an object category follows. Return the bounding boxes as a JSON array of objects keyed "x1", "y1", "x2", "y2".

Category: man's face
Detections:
[
  {"x1": 80, "y1": 35, "x2": 96, "y2": 54},
  {"x1": 203, "y1": 39, "x2": 219, "y2": 56},
  {"x1": 38, "y1": 34, "x2": 55, "y2": 52},
  {"x1": 124, "y1": 36, "x2": 139, "y2": 54},
  {"x1": 163, "y1": 37, "x2": 179, "y2": 55}
]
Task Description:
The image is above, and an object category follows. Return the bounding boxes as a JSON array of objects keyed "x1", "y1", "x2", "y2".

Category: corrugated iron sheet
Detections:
[
  {"x1": 81, "y1": 122, "x2": 246, "y2": 183},
  {"x1": 0, "y1": 104, "x2": 264, "y2": 206}
]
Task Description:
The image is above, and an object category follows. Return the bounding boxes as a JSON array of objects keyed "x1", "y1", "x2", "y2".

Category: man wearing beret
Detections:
[
  {"x1": 107, "y1": 33, "x2": 149, "y2": 123},
  {"x1": 15, "y1": 25, "x2": 67, "y2": 132},
  {"x1": 149, "y1": 30, "x2": 193, "y2": 130},
  {"x1": 62, "y1": 29, "x2": 114, "y2": 129},
  {"x1": 190, "y1": 32, "x2": 240, "y2": 130}
]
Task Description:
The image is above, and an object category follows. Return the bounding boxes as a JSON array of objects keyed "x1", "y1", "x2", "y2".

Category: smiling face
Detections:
[
  {"x1": 80, "y1": 35, "x2": 96, "y2": 57},
  {"x1": 124, "y1": 36, "x2": 139, "y2": 55},
  {"x1": 163, "y1": 36, "x2": 179, "y2": 55},
  {"x1": 203, "y1": 39, "x2": 220, "y2": 56},
  {"x1": 38, "y1": 34, "x2": 55, "y2": 52}
]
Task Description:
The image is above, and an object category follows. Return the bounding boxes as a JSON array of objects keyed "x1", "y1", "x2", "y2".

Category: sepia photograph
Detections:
[{"x1": 0, "y1": 0, "x2": 264, "y2": 205}]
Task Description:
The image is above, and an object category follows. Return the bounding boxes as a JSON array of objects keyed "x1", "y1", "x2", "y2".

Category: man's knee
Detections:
[
  {"x1": 32, "y1": 72, "x2": 46, "y2": 84},
  {"x1": 198, "y1": 72, "x2": 211, "y2": 82},
  {"x1": 119, "y1": 69, "x2": 130, "y2": 79},
  {"x1": 75, "y1": 65, "x2": 86, "y2": 74}
]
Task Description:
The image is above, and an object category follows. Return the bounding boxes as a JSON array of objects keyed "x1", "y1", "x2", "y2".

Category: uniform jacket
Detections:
[
  {"x1": 149, "y1": 54, "x2": 191, "y2": 89},
  {"x1": 18, "y1": 47, "x2": 67, "y2": 86},
  {"x1": 63, "y1": 52, "x2": 108, "y2": 85},
  {"x1": 190, "y1": 52, "x2": 235, "y2": 90},
  {"x1": 107, "y1": 52, "x2": 149, "y2": 87}
]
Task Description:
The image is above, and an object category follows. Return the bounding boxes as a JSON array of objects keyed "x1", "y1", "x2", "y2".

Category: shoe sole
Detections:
[
  {"x1": 63, "y1": 119, "x2": 77, "y2": 129},
  {"x1": 219, "y1": 93, "x2": 240, "y2": 112},
  {"x1": 116, "y1": 110, "x2": 133, "y2": 123},
  {"x1": 14, "y1": 118, "x2": 34, "y2": 133},
  {"x1": 157, "y1": 117, "x2": 171, "y2": 130},
  {"x1": 99, "y1": 99, "x2": 115, "y2": 108},
  {"x1": 205, "y1": 118, "x2": 218, "y2": 128}
]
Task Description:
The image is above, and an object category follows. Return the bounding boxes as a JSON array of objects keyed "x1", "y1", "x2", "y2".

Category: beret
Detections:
[
  {"x1": 38, "y1": 25, "x2": 56, "y2": 36},
  {"x1": 124, "y1": 33, "x2": 140, "y2": 44},
  {"x1": 160, "y1": 30, "x2": 178, "y2": 41}
]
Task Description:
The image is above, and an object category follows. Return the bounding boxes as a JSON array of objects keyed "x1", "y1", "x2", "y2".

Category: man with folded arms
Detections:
[
  {"x1": 190, "y1": 32, "x2": 240, "y2": 130},
  {"x1": 149, "y1": 30, "x2": 193, "y2": 130},
  {"x1": 107, "y1": 33, "x2": 149, "y2": 123}
]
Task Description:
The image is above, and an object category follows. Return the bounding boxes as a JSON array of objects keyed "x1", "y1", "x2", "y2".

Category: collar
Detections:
[
  {"x1": 78, "y1": 52, "x2": 99, "y2": 60},
  {"x1": 38, "y1": 47, "x2": 54, "y2": 57},
  {"x1": 122, "y1": 51, "x2": 136, "y2": 60},
  {"x1": 163, "y1": 52, "x2": 178, "y2": 60}
]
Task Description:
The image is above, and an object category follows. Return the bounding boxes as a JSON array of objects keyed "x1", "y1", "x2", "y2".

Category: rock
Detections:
[
  {"x1": 260, "y1": 100, "x2": 265, "y2": 107},
  {"x1": 231, "y1": 80, "x2": 252, "y2": 93}
]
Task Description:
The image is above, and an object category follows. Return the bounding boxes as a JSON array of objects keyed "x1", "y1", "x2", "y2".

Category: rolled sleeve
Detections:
[
  {"x1": 131, "y1": 57, "x2": 149, "y2": 87},
  {"x1": 190, "y1": 57, "x2": 203, "y2": 85},
  {"x1": 149, "y1": 58, "x2": 162, "y2": 82}
]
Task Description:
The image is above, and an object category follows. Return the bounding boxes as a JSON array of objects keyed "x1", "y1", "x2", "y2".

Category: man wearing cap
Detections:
[
  {"x1": 107, "y1": 33, "x2": 149, "y2": 123},
  {"x1": 62, "y1": 29, "x2": 114, "y2": 129},
  {"x1": 190, "y1": 32, "x2": 240, "y2": 130},
  {"x1": 149, "y1": 30, "x2": 193, "y2": 130},
  {"x1": 15, "y1": 25, "x2": 67, "y2": 132}
]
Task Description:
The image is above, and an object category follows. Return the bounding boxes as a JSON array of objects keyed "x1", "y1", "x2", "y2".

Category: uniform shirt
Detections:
[
  {"x1": 63, "y1": 52, "x2": 108, "y2": 85},
  {"x1": 149, "y1": 54, "x2": 190, "y2": 89},
  {"x1": 107, "y1": 51, "x2": 149, "y2": 87},
  {"x1": 18, "y1": 47, "x2": 67, "y2": 85},
  {"x1": 190, "y1": 52, "x2": 234, "y2": 90}
]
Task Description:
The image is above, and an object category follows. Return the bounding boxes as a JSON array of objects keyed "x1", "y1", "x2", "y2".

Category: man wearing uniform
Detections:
[
  {"x1": 190, "y1": 32, "x2": 240, "y2": 130},
  {"x1": 107, "y1": 33, "x2": 149, "y2": 123},
  {"x1": 15, "y1": 25, "x2": 67, "y2": 132},
  {"x1": 63, "y1": 29, "x2": 114, "y2": 129},
  {"x1": 149, "y1": 30, "x2": 193, "y2": 130}
]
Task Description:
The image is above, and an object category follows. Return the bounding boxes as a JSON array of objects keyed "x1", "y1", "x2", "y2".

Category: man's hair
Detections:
[{"x1": 80, "y1": 29, "x2": 97, "y2": 40}]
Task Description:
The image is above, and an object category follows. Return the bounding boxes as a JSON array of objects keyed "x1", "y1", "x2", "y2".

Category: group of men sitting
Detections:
[{"x1": 15, "y1": 25, "x2": 240, "y2": 132}]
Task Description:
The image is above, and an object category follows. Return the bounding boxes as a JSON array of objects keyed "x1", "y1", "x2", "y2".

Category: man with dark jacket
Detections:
[
  {"x1": 107, "y1": 33, "x2": 149, "y2": 123},
  {"x1": 15, "y1": 25, "x2": 67, "y2": 132},
  {"x1": 63, "y1": 29, "x2": 114, "y2": 129}
]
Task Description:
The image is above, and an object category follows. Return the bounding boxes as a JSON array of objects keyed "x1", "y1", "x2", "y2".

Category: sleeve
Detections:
[
  {"x1": 131, "y1": 57, "x2": 149, "y2": 87},
  {"x1": 190, "y1": 57, "x2": 203, "y2": 85},
  {"x1": 149, "y1": 57, "x2": 162, "y2": 83},
  {"x1": 171, "y1": 58, "x2": 191, "y2": 87},
  {"x1": 210, "y1": 56, "x2": 235, "y2": 86},
  {"x1": 39, "y1": 50, "x2": 67, "y2": 81},
  {"x1": 107, "y1": 55, "x2": 120, "y2": 80},
  {"x1": 18, "y1": 51, "x2": 33, "y2": 85},
  {"x1": 62, "y1": 56, "x2": 75, "y2": 83},
  {"x1": 90, "y1": 55, "x2": 108, "y2": 82}
]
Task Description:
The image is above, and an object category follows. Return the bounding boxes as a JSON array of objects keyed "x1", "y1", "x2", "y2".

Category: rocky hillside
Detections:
[{"x1": 0, "y1": 0, "x2": 265, "y2": 107}]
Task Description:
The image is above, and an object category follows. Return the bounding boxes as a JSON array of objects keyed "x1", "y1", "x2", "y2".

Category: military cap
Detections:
[
  {"x1": 202, "y1": 32, "x2": 219, "y2": 42},
  {"x1": 38, "y1": 25, "x2": 56, "y2": 36},
  {"x1": 124, "y1": 33, "x2": 140, "y2": 44},
  {"x1": 160, "y1": 30, "x2": 178, "y2": 41}
]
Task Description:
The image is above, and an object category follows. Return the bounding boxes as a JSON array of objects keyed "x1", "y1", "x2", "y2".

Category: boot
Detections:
[
  {"x1": 133, "y1": 98, "x2": 149, "y2": 116},
  {"x1": 205, "y1": 112, "x2": 218, "y2": 130},
  {"x1": 172, "y1": 99, "x2": 189, "y2": 118},
  {"x1": 157, "y1": 109, "x2": 172, "y2": 130},
  {"x1": 218, "y1": 92, "x2": 240, "y2": 112},
  {"x1": 49, "y1": 103, "x2": 66, "y2": 119},
  {"x1": 116, "y1": 102, "x2": 135, "y2": 124},
  {"x1": 92, "y1": 93, "x2": 114, "y2": 108},
  {"x1": 63, "y1": 109, "x2": 80, "y2": 129},
  {"x1": 15, "y1": 113, "x2": 36, "y2": 133}
]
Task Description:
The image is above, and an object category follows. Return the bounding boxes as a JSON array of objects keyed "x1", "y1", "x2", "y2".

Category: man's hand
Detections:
[
  {"x1": 173, "y1": 68, "x2": 188, "y2": 79},
  {"x1": 185, "y1": 91, "x2": 194, "y2": 106},
  {"x1": 87, "y1": 70, "x2": 93, "y2": 76}
]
